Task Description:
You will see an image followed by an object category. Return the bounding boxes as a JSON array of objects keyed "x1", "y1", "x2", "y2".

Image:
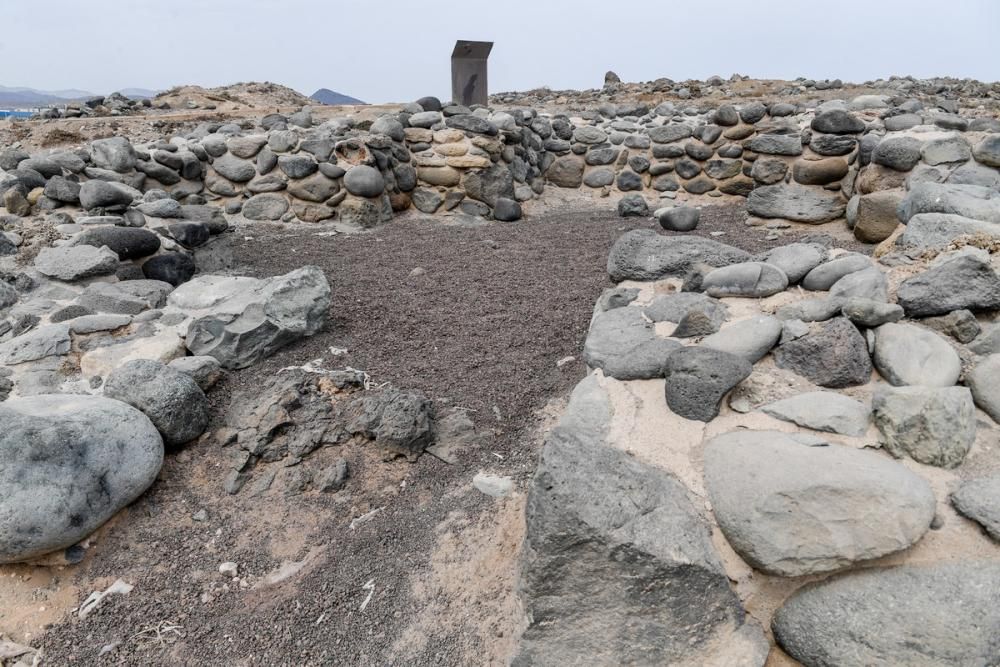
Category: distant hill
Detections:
[
  {"x1": 310, "y1": 88, "x2": 366, "y2": 105},
  {"x1": 0, "y1": 85, "x2": 80, "y2": 106},
  {"x1": 0, "y1": 85, "x2": 161, "y2": 107}
]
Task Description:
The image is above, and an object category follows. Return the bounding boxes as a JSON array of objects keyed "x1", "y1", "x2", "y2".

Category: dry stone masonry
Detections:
[
  {"x1": 2, "y1": 72, "x2": 1000, "y2": 665},
  {"x1": 518, "y1": 143, "x2": 1000, "y2": 662}
]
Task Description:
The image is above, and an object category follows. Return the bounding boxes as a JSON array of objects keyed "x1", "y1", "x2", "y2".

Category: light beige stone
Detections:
[
  {"x1": 446, "y1": 155, "x2": 491, "y2": 169},
  {"x1": 433, "y1": 128, "x2": 465, "y2": 144},
  {"x1": 417, "y1": 166, "x2": 462, "y2": 187},
  {"x1": 434, "y1": 142, "x2": 469, "y2": 157},
  {"x1": 403, "y1": 127, "x2": 433, "y2": 143},
  {"x1": 80, "y1": 332, "x2": 185, "y2": 378}
]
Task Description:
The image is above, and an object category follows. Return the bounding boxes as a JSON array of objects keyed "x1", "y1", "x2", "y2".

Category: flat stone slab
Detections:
[
  {"x1": 760, "y1": 391, "x2": 870, "y2": 436},
  {"x1": 607, "y1": 229, "x2": 749, "y2": 282}
]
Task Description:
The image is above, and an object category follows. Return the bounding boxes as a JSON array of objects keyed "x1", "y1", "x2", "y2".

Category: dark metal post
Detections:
[{"x1": 451, "y1": 40, "x2": 493, "y2": 107}]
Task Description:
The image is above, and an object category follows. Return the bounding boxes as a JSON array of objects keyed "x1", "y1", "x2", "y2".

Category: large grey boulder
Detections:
[
  {"x1": 79, "y1": 179, "x2": 137, "y2": 210},
  {"x1": 664, "y1": 347, "x2": 751, "y2": 421},
  {"x1": 166, "y1": 266, "x2": 331, "y2": 369},
  {"x1": 951, "y1": 476, "x2": 1000, "y2": 541},
  {"x1": 104, "y1": 359, "x2": 210, "y2": 447},
  {"x1": 898, "y1": 181, "x2": 1000, "y2": 223},
  {"x1": 829, "y1": 267, "x2": 887, "y2": 301},
  {"x1": 761, "y1": 391, "x2": 870, "y2": 436},
  {"x1": 343, "y1": 165, "x2": 385, "y2": 198},
  {"x1": 34, "y1": 245, "x2": 119, "y2": 281},
  {"x1": 897, "y1": 254, "x2": 1000, "y2": 317},
  {"x1": 71, "y1": 225, "x2": 161, "y2": 260},
  {"x1": 515, "y1": 377, "x2": 769, "y2": 666},
  {"x1": 899, "y1": 212, "x2": 1000, "y2": 249},
  {"x1": 702, "y1": 262, "x2": 788, "y2": 298},
  {"x1": 811, "y1": 109, "x2": 865, "y2": 134},
  {"x1": 872, "y1": 386, "x2": 976, "y2": 468},
  {"x1": 872, "y1": 136, "x2": 922, "y2": 171},
  {"x1": 747, "y1": 183, "x2": 846, "y2": 222},
  {"x1": 211, "y1": 152, "x2": 256, "y2": 182},
  {"x1": 921, "y1": 135, "x2": 971, "y2": 165},
  {"x1": 701, "y1": 315, "x2": 782, "y2": 363},
  {"x1": 583, "y1": 306, "x2": 680, "y2": 380},
  {"x1": 873, "y1": 323, "x2": 961, "y2": 387},
  {"x1": 774, "y1": 317, "x2": 872, "y2": 388},
  {"x1": 0, "y1": 394, "x2": 163, "y2": 563},
  {"x1": 705, "y1": 430, "x2": 935, "y2": 576},
  {"x1": 90, "y1": 137, "x2": 136, "y2": 173},
  {"x1": 242, "y1": 193, "x2": 289, "y2": 221},
  {"x1": 772, "y1": 562, "x2": 1000, "y2": 666},
  {"x1": 607, "y1": 229, "x2": 749, "y2": 282},
  {"x1": 967, "y1": 354, "x2": 1000, "y2": 423}
]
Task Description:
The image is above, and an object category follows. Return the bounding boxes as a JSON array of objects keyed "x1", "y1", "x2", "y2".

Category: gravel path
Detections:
[{"x1": 35, "y1": 205, "x2": 871, "y2": 665}]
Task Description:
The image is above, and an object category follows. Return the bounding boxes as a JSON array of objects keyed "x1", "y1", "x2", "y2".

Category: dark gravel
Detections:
[{"x1": 35, "y1": 204, "x2": 872, "y2": 666}]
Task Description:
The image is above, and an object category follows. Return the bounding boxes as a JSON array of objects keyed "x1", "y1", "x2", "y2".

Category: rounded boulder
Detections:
[{"x1": 104, "y1": 359, "x2": 210, "y2": 447}]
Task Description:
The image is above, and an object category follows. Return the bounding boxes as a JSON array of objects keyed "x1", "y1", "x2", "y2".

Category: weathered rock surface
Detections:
[
  {"x1": 34, "y1": 245, "x2": 119, "y2": 281},
  {"x1": 772, "y1": 562, "x2": 1000, "y2": 666},
  {"x1": 873, "y1": 323, "x2": 961, "y2": 387},
  {"x1": 104, "y1": 359, "x2": 210, "y2": 447},
  {"x1": 515, "y1": 377, "x2": 769, "y2": 666},
  {"x1": 664, "y1": 347, "x2": 751, "y2": 421},
  {"x1": 702, "y1": 262, "x2": 788, "y2": 298},
  {"x1": 167, "y1": 266, "x2": 331, "y2": 369},
  {"x1": 967, "y1": 354, "x2": 1000, "y2": 423},
  {"x1": 747, "y1": 183, "x2": 846, "y2": 222},
  {"x1": 701, "y1": 315, "x2": 782, "y2": 363},
  {"x1": 774, "y1": 317, "x2": 872, "y2": 388},
  {"x1": 0, "y1": 394, "x2": 163, "y2": 563},
  {"x1": 872, "y1": 386, "x2": 976, "y2": 468},
  {"x1": 583, "y1": 306, "x2": 680, "y2": 380},
  {"x1": 897, "y1": 254, "x2": 1000, "y2": 317},
  {"x1": 761, "y1": 391, "x2": 870, "y2": 436},
  {"x1": 705, "y1": 430, "x2": 936, "y2": 576},
  {"x1": 951, "y1": 476, "x2": 1000, "y2": 541},
  {"x1": 607, "y1": 229, "x2": 749, "y2": 282}
]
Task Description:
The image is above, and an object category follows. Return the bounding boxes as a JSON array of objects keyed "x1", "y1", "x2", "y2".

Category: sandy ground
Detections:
[{"x1": 0, "y1": 204, "x2": 874, "y2": 665}]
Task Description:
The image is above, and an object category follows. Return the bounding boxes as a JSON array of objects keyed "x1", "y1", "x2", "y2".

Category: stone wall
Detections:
[{"x1": 2, "y1": 95, "x2": 1000, "y2": 260}]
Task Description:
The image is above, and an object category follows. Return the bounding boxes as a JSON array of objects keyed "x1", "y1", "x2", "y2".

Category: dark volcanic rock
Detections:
[
  {"x1": 664, "y1": 347, "x2": 752, "y2": 421},
  {"x1": 515, "y1": 376, "x2": 768, "y2": 666},
  {"x1": 774, "y1": 317, "x2": 872, "y2": 387}
]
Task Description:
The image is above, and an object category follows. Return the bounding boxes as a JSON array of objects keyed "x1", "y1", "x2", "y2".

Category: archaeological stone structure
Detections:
[{"x1": 2, "y1": 72, "x2": 1000, "y2": 665}]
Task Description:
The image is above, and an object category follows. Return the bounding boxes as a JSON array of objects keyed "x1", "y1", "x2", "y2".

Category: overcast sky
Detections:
[{"x1": 3, "y1": 0, "x2": 998, "y2": 103}]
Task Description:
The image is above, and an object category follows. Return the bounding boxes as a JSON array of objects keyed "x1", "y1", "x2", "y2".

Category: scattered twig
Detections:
[
  {"x1": 132, "y1": 620, "x2": 185, "y2": 647},
  {"x1": 359, "y1": 579, "x2": 376, "y2": 611}
]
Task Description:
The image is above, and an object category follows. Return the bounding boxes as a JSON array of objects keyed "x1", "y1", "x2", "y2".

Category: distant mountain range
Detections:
[
  {"x1": 310, "y1": 88, "x2": 366, "y2": 105},
  {"x1": 0, "y1": 85, "x2": 160, "y2": 107}
]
